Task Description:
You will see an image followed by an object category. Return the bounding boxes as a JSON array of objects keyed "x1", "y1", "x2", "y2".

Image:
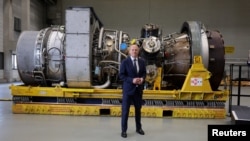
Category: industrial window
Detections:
[
  {"x1": 12, "y1": 54, "x2": 17, "y2": 70},
  {"x1": 0, "y1": 52, "x2": 3, "y2": 69},
  {"x1": 14, "y1": 17, "x2": 21, "y2": 32}
]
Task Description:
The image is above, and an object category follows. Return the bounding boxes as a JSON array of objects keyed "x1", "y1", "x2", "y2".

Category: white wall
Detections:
[{"x1": 30, "y1": 0, "x2": 46, "y2": 30}]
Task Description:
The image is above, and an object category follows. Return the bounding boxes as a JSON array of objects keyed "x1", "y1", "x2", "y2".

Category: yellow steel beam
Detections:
[
  {"x1": 10, "y1": 84, "x2": 228, "y2": 101},
  {"x1": 12, "y1": 103, "x2": 226, "y2": 119}
]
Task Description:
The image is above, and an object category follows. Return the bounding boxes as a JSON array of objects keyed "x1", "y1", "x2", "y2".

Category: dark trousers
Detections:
[{"x1": 121, "y1": 90, "x2": 142, "y2": 132}]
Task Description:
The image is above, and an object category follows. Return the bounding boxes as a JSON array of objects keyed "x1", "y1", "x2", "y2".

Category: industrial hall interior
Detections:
[{"x1": 0, "y1": 0, "x2": 250, "y2": 141}]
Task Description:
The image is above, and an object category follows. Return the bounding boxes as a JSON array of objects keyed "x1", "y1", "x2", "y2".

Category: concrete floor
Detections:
[{"x1": 0, "y1": 82, "x2": 249, "y2": 141}]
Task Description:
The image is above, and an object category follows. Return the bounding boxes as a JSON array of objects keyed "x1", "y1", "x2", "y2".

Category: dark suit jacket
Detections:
[{"x1": 119, "y1": 56, "x2": 146, "y2": 95}]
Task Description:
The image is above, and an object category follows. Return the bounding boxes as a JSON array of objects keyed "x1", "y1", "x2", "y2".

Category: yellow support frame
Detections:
[
  {"x1": 10, "y1": 85, "x2": 228, "y2": 101},
  {"x1": 12, "y1": 103, "x2": 226, "y2": 118}
]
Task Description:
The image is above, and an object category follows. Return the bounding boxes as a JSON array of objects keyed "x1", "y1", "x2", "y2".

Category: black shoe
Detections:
[
  {"x1": 121, "y1": 132, "x2": 127, "y2": 138},
  {"x1": 136, "y1": 129, "x2": 145, "y2": 135}
]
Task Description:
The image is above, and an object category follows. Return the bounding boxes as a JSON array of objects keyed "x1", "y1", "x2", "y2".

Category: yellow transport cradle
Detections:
[{"x1": 10, "y1": 56, "x2": 229, "y2": 118}]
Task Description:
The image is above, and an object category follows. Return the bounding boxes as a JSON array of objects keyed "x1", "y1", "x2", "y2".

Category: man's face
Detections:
[{"x1": 129, "y1": 45, "x2": 139, "y2": 58}]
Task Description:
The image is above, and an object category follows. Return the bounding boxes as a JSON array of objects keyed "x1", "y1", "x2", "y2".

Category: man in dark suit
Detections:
[{"x1": 119, "y1": 44, "x2": 147, "y2": 138}]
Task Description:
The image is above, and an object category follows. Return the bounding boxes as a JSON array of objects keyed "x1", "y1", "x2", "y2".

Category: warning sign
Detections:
[
  {"x1": 191, "y1": 77, "x2": 202, "y2": 86},
  {"x1": 224, "y1": 46, "x2": 235, "y2": 54}
]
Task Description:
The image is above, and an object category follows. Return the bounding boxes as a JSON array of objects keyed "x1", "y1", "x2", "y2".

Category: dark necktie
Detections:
[{"x1": 133, "y1": 59, "x2": 137, "y2": 73}]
